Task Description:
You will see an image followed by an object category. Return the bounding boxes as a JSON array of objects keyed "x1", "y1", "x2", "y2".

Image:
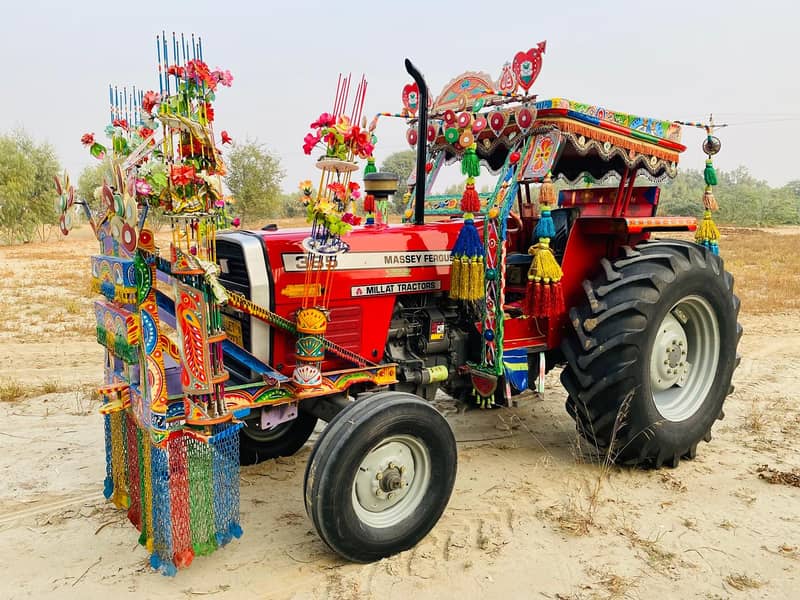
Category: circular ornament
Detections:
[
  {"x1": 472, "y1": 116, "x2": 487, "y2": 133},
  {"x1": 121, "y1": 223, "x2": 137, "y2": 253},
  {"x1": 457, "y1": 112, "x2": 472, "y2": 129},
  {"x1": 702, "y1": 135, "x2": 722, "y2": 156},
  {"x1": 427, "y1": 124, "x2": 437, "y2": 142},
  {"x1": 517, "y1": 108, "x2": 533, "y2": 129},
  {"x1": 406, "y1": 128, "x2": 418, "y2": 146},
  {"x1": 443, "y1": 110, "x2": 457, "y2": 126},
  {"x1": 488, "y1": 111, "x2": 505, "y2": 134},
  {"x1": 444, "y1": 127, "x2": 460, "y2": 144},
  {"x1": 459, "y1": 130, "x2": 474, "y2": 147}
]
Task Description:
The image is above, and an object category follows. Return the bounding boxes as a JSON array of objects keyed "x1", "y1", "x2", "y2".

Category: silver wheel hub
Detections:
[
  {"x1": 352, "y1": 435, "x2": 430, "y2": 528},
  {"x1": 649, "y1": 295, "x2": 720, "y2": 422}
]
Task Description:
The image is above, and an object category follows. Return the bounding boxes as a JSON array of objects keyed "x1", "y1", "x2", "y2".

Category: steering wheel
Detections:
[
  {"x1": 506, "y1": 210, "x2": 523, "y2": 235},
  {"x1": 506, "y1": 210, "x2": 524, "y2": 252}
]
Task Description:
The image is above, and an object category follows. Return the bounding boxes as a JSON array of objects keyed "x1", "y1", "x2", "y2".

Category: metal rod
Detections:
[{"x1": 404, "y1": 59, "x2": 428, "y2": 226}]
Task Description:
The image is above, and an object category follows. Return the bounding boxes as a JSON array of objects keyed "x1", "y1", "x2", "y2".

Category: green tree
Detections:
[
  {"x1": 224, "y1": 140, "x2": 285, "y2": 227},
  {"x1": 77, "y1": 161, "x2": 112, "y2": 211},
  {"x1": 0, "y1": 130, "x2": 60, "y2": 244},
  {"x1": 379, "y1": 150, "x2": 416, "y2": 214}
]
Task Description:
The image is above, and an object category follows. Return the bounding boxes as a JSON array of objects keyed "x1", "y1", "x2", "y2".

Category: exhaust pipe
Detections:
[{"x1": 404, "y1": 59, "x2": 429, "y2": 226}]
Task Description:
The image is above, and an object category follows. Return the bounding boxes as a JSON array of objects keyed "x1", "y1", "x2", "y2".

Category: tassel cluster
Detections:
[
  {"x1": 695, "y1": 210, "x2": 720, "y2": 255},
  {"x1": 526, "y1": 172, "x2": 564, "y2": 318},
  {"x1": 698, "y1": 155, "x2": 720, "y2": 254},
  {"x1": 449, "y1": 144, "x2": 485, "y2": 302},
  {"x1": 526, "y1": 239, "x2": 565, "y2": 317},
  {"x1": 363, "y1": 194, "x2": 375, "y2": 225},
  {"x1": 450, "y1": 214, "x2": 484, "y2": 301}
]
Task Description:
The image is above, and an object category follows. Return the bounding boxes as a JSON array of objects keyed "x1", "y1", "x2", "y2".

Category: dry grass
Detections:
[
  {"x1": 721, "y1": 230, "x2": 800, "y2": 313},
  {"x1": 724, "y1": 573, "x2": 765, "y2": 591},
  {"x1": 0, "y1": 377, "x2": 77, "y2": 402},
  {"x1": 0, "y1": 379, "x2": 26, "y2": 402},
  {"x1": 619, "y1": 526, "x2": 677, "y2": 573}
]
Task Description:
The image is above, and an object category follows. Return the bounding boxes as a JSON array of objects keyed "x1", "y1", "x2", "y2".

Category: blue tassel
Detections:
[
  {"x1": 103, "y1": 477, "x2": 113, "y2": 499},
  {"x1": 534, "y1": 208, "x2": 556, "y2": 239},
  {"x1": 451, "y1": 218, "x2": 484, "y2": 259},
  {"x1": 230, "y1": 522, "x2": 244, "y2": 539}
]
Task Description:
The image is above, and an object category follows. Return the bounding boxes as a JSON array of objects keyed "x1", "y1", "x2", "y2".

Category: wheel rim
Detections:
[
  {"x1": 352, "y1": 434, "x2": 431, "y2": 529},
  {"x1": 649, "y1": 295, "x2": 720, "y2": 422}
]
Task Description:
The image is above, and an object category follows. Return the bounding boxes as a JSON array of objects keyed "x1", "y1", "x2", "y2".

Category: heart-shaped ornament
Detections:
[
  {"x1": 402, "y1": 83, "x2": 420, "y2": 115},
  {"x1": 512, "y1": 41, "x2": 546, "y2": 92}
]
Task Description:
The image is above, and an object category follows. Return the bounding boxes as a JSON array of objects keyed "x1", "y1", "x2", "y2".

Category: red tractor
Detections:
[{"x1": 216, "y1": 55, "x2": 740, "y2": 562}]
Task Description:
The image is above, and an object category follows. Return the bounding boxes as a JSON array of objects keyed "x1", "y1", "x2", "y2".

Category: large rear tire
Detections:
[
  {"x1": 304, "y1": 392, "x2": 457, "y2": 562},
  {"x1": 561, "y1": 240, "x2": 742, "y2": 467}
]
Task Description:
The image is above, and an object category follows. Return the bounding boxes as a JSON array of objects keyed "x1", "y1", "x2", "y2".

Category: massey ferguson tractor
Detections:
[{"x1": 215, "y1": 52, "x2": 740, "y2": 563}]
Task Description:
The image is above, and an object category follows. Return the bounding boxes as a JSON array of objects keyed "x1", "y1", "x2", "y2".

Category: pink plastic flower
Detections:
[
  {"x1": 142, "y1": 90, "x2": 160, "y2": 113},
  {"x1": 310, "y1": 112, "x2": 335, "y2": 129},
  {"x1": 135, "y1": 179, "x2": 152, "y2": 196},
  {"x1": 214, "y1": 69, "x2": 234, "y2": 87},
  {"x1": 303, "y1": 132, "x2": 321, "y2": 155},
  {"x1": 231, "y1": 217, "x2": 241, "y2": 227}
]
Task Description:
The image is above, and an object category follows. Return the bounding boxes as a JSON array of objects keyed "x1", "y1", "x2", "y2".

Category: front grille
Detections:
[
  {"x1": 217, "y1": 239, "x2": 250, "y2": 296},
  {"x1": 217, "y1": 238, "x2": 255, "y2": 382}
]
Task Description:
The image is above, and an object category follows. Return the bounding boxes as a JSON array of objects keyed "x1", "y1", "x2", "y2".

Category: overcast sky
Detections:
[{"x1": 2, "y1": 0, "x2": 798, "y2": 192}]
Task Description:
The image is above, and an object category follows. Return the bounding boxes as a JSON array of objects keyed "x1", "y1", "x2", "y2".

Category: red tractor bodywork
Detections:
[{"x1": 239, "y1": 181, "x2": 695, "y2": 380}]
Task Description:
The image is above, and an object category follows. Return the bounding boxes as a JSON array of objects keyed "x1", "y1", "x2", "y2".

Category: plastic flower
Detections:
[
  {"x1": 327, "y1": 182, "x2": 346, "y2": 201},
  {"x1": 186, "y1": 59, "x2": 214, "y2": 89},
  {"x1": 221, "y1": 131, "x2": 233, "y2": 145},
  {"x1": 310, "y1": 112, "x2": 336, "y2": 129},
  {"x1": 112, "y1": 119, "x2": 129, "y2": 130},
  {"x1": 171, "y1": 164, "x2": 197, "y2": 186},
  {"x1": 203, "y1": 103, "x2": 215, "y2": 123},
  {"x1": 335, "y1": 115, "x2": 352, "y2": 134},
  {"x1": 135, "y1": 179, "x2": 152, "y2": 196},
  {"x1": 231, "y1": 217, "x2": 240, "y2": 227},
  {"x1": 142, "y1": 90, "x2": 160, "y2": 113},
  {"x1": 139, "y1": 127, "x2": 154, "y2": 140},
  {"x1": 214, "y1": 69, "x2": 234, "y2": 87},
  {"x1": 298, "y1": 180, "x2": 314, "y2": 196},
  {"x1": 302, "y1": 132, "x2": 320, "y2": 154},
  {"x1": 167, "y1": 64, "x2": 185, "y2": 77},
  {"x1": 81, "y1": 133, "x2": 95, "y2": 146}
]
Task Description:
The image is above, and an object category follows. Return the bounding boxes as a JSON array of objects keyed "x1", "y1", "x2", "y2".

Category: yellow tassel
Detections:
[
  {"x1": 450, "y1": 257, "x2": 462, "y2": 299},
  {"x1": 695, "y1": 210, "x2": 720, "y2": 244},
  {"x1": 527, "y1": 239, "x2": 563, "y2": 283},
  {"x1": 458, "y1": 256, "x2": 470, "y2": 299},
  {"x1": 539, "y1": 171, "x2": 556, "y2": 207},
  {"x1": 702, "y1": 187, "x2": 718, "y2": 211},
  {"x1": 467, "y1": 257, "x2": 485, "y2": 300}
]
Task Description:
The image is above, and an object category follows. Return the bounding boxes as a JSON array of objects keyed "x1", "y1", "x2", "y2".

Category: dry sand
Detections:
[{"x1": 1, "y1": 228, "x2": 798, "y2": 599}]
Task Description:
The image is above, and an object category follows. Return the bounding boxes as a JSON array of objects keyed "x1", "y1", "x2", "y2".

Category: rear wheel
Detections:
[
  {"x1": 304, "y1": 392, "x2": 457, "y2": 562},
  {"x1": 561, "y1": 240, "x2": 741, "y2": 467},
  {"x1": 239, "y1": 409, "x2": 317, "y2": 466}
]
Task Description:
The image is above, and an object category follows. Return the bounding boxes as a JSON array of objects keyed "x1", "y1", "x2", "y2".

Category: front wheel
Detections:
[
  {"x1": 304, "y1": 392, "x2": 457, "y2": 562},
  {"x1": 561, "y1": 240, "x2": 742, "y2": 467}
]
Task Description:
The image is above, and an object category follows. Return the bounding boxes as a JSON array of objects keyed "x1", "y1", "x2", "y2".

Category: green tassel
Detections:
[
  {"x1": 461, "y1": 144, "x2": 480, "y2": 178},
  {"x1": 364, "y1": 156, "x2": 377, "y2": 176},
  {"x1": 704, "y1": 159, "x2": 717, "y2": 187}
]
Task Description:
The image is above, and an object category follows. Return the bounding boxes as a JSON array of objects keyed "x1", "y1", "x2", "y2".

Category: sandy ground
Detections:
[{"x1": 1, "y1": 229, "x2": 799, "y2": 599}]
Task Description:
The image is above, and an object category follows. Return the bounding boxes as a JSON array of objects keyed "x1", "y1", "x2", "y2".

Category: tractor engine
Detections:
[{"x1": 384, "y1": 296, "x2": 475, "y2": 401}]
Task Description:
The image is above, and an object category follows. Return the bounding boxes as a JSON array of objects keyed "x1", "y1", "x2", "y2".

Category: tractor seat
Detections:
[{"x1": 505, "y1": 208, "x2": 579, "y2": 266}]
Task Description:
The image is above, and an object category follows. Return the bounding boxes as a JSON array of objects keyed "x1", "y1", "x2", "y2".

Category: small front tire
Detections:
[{"x1": 304, "y1": 392, "x2": 457, "y2": 562}]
